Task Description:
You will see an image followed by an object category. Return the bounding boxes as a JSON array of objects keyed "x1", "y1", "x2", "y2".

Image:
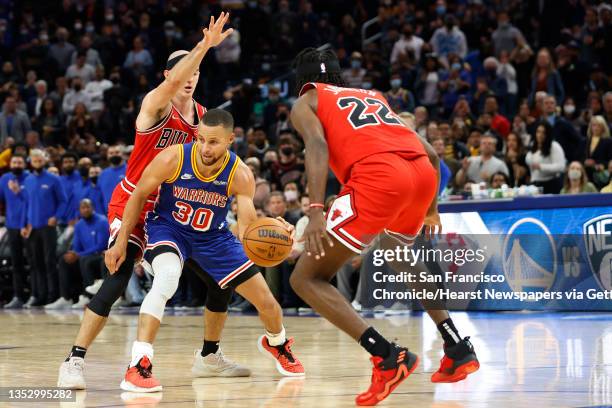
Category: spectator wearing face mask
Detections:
[
  {"x1": 270, "y1": 131, "x2": 305, "y2": 190},
  {"x1": 97, "y1": 144, "x2": 126, "y2": 209},
  {"x1": 391, "y1": 23, "x2": 424, "y2": 64},
  {"x1": 0, "y1": 154, "x2": 30, "y2": 309},
  {"x1": 62, "y1": 78, "x2": 92, "y2": 116},
  {"x1": 22, "y1": 149, "x2": 67, "y2": 308},
  {"x1": 560, "y1": 161, "x2": 597, "y2": 194},
  {"x1": 268, "y1": 102, "x2": 292, "y2": 146},
  {"x1": 342, "y1": 51, "x2": 366, "y2": 88},
  {"x1": 430, "y1": 15, "x2": 468, "y2": 65},
  {"x1": 384, "y1": 73, "x2": 415, "y2": 113},
  {"x1": 283, "y1": 181, "x2": 302, "y2": 220}
]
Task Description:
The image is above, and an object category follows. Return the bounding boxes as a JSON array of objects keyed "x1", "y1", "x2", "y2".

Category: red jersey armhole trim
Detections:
[
  {"x1": 135, "y1": 108, "x2": 173, "y2": 134},
  {"x1": 299, "y1": 82, "x2": 317, "y2": 96}
]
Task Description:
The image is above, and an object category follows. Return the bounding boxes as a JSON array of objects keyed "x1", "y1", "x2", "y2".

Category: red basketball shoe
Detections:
[
  {"x1": 431, "y1": 337, "x2": 480, "y2": 383},
  {"x1": 258, "y1": 335, "x2": 305, "y2": 376},
  {"x1": 120, "y1": 356, "x2": 162, "y2": 392},
  {"x1": 356, "y1": 344, "x2": 419, "y2": 406}
]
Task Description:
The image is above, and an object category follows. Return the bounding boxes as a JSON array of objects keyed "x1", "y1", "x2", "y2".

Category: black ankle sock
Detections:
[
  {"x1": 201, "y1": 340, "x2": 220, "y2": 357},
  {"x1": 437, "y1": 318, "x2": 461, "y2": 346},
  {"x1": 66, "y1": 345, "x2": 87, "y2": 361},
  {"x1": 358, "y1": 327, "x2": 392, "y2": 359}
]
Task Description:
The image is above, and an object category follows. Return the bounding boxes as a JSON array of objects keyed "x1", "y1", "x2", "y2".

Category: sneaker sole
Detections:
[
  {"x1": 57, "y1": 379, "x2": 86, "y2": 390},
  {"x1": 356, "y1": 355, "x2": 420, "y2": 406},
  {"x1": 120, "y1": 379, "x2": 162, "y2": 393},
  {"x1": 191, "y1": 367, "x2": 252, "y2": 377},
  {"x1": 431, "y1": 360, "x2": 480, "y2": 383},
  {"x1": 257, "y1": 335, "x2": 305, "y2": 377}
]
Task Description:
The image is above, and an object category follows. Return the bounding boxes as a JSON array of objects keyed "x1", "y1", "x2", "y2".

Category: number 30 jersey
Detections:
[
  {"x1": 148, "y1": 142, "x2": 239, "y2": 235},
  {"x1": 299, "y1": 82, "x2": 427, "y2": 184}
]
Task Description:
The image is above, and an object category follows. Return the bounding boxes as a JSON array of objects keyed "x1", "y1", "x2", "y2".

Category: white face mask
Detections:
[
  {"x1": 284, "y1": 190, "x2": 298, "y2": 202},
  {"x1": 568, "y1": 169, "x2": 582, "y2": 181},
  {"x1": 564, "y1": 105, "x2": 575, "y2": 115}
]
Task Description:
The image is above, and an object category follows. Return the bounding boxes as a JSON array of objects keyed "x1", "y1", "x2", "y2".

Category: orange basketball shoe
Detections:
[
  {"x1": 356, "y1": 344, "x2": 419, "y2": 406},
  {"x1": 120, "y1": 356, "x2": 162, "y2": 392},
  {"x1": 431, "y1": 337, "x2": 480, "y2": 383},
  {"x1": 257, "y1": 335, "x2": 305, "y2": 376}
]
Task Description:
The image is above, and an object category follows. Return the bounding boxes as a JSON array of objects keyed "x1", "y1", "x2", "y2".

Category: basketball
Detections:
[{"x1": 242, "y1": 217, "x2": 293, "y2": 267}]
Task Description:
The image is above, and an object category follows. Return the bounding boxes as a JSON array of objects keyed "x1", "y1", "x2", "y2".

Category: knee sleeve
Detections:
[
  {"x1": 205, "y1": 283, "x2": 232, "y2": 313},
  {"x1": 140, "y1": 252, "x2": 182, "y2": 321},
  {"x1": 88, "y1": 243, "x2": 139, "y2": 317}
]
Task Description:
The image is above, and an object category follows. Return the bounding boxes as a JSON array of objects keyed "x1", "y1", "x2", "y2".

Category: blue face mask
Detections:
[
  {"x1": 390, "y1": 79, "x2": 402, "y2": 89},
  {"x1": 351, "y1": 60, "x2": 362, "y2": 69},
  {"x1": 362, "y1": 82, "x2": 372, "y2": 90},
  {"x1": 436, "y1": 5, "x2": 446, "y2": 15}
]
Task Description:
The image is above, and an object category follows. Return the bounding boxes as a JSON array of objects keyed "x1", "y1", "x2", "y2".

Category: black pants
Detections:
[
  {"x1": 27, "y1": 226, "x2": 58, "y2": 302},
  {"x1": 7, "y1": 228, "x2": 27, "y2": 300},
  {"x1": 58, "y1": 254, "x2": 104, "y2": 301},
  {"x1": 534, "y1": 177, "x2": 563, "y2": 194}
]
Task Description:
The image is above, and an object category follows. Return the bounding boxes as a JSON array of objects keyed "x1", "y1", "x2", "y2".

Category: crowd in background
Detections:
[{"x1": 0, "y1": 0, "x2": 611, "y2": 311}]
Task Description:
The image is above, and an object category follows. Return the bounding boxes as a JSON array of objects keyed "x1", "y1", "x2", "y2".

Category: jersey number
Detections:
[
  {"x1": 172, "y1": 201, "x2": 213, "y2": 232},
  {"x1": 337, "y1": 96, "x2": 402, "y2": 129}
]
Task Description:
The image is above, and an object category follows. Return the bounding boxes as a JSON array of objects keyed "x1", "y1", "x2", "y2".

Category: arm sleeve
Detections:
[
  {"x1": 539, "y1": 142, "x2": 567, "y2": 174},
  {"x1": 72, "y1": 224, "x2": 85, "y2": 255},
  {"x1": 54, "y1": 178, "x2": 68, "y2": 219}
]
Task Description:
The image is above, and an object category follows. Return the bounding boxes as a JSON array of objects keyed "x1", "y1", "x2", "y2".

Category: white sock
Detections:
[
  {"x1": 130, "y1": 341, "x2": 154, "y2": 367},
  {"x1": 265, "y1": 326, "x2": 286, "y2": 346}
]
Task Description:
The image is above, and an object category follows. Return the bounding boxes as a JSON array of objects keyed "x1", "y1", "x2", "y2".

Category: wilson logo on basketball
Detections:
[{"x1": 258, "y1": 229, "x2": 290, "y2": 243}]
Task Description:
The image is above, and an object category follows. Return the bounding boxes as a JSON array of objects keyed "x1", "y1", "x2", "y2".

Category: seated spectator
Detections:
[
  {"x1": 67, "y1": 103, "x2": 95, "y2": 147},
  {"x1": 62, "y1": 78, "x2": 92, "y2": 117},
  {"x1": 584, "y1": 115, "x2": 612, "y2": 187},
  {"x1": 265, "y1": 191, "x2": 300, "y2": 226},
  {"x1": 414, "y1": 106, "x2": 428, "y2": 137},
  {"x1": 438, "y1": 60, "x2": 471, "y2": 116},
  {"x1": 529, "y1": 48, "x2": 565, "y2": 106},
  {"x1": 384, "y1": 73, "x2": 415, "y2": 113},
  {"x1": 398, "y1": 112, "x2": 415, "y2": 130},
  {"x1": 270, "y1": 132, "x2": 304, "y2": 189},
  {"x1": 247, "y1": 124, "x2": 271, "y2": 162},
  {"x1": 466, "y1": 127, "x2": 482, "y2": 156},
  {"x1": 440, "y1": 121, "x2": 469, "y2": 161},
  {"x1": 504, "y1": 132, "x2": 530, "y2": 187},
  {"x1": 288, "y1": 194, "x2": 310, "y2": 262},
  {"x1": 455, "y1": 134, "x2": 509, "y2": 188},
  {"x1": 525, "y1": 121, "x2": 567, "y2": 194},
  {"x1": 342, "y1": 51, "x2": 366, "y2": 88},
  {"x1": 560, "y1": 162, "x2": 598, "y2": 194},
  {"x1": 51, "y1": 199, "x2": 109, "y2": 309},
  {"x1": 123, "y1": 36, "x2": 153, "y2": 78},
  {"x1": 283, "y1": 181, "x2": 302, "y2": 221},
  {"x1": 65, "y1": 50, "x2": 96, "y2": 85},
  {"x1": 540, "y1": 95, "x2": 584, "y2": 162},
  {"x1": 0, "y1": 96, "x2": 32, "y2": 144},
  {"x1": 450, "y1": 97, "x2": 476, "y2": 129},
  {"x1": 244, "y1": 156, "x2": 271, "y2": 209},
  {"x1": 600, "y1": 160, "x2": 612, "y2": 193},
  {"x1": 489, "y1": 171, "x2": 510, "y2": 189},
  {"x1": 429, "y1": 136, "x2": 453, "y2": 194},
  {"x1": 430, "y1": 15, "x2": 467, "y2": 65},
  {"x1": 98, "y1": 145, "x2": 126, "y2": 209},
  {"x1": 484, "y1": 95, "x2": 511, "y2": 138}
]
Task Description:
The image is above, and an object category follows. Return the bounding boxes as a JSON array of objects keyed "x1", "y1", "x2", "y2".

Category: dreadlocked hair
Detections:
[{"x1": 293, "y1": 47, "x2": 347, "y2": 96}]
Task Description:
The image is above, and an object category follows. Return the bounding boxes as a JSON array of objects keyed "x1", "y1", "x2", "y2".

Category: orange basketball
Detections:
[{"x1": 243, "y1": 217, "x2": 293, "y2": 267}]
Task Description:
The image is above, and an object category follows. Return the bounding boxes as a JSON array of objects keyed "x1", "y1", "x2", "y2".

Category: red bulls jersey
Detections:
[
  {"x1": 117, "y1": 100, "x2": 206, "y2": 204},
  {"x1": 300, "y1": 82, "x2": 426, "y2": 184}
]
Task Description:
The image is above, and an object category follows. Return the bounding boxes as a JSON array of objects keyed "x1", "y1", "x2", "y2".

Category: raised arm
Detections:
[
  {"x1": 105, "y1": 145, "x2": 180, "y2": 272},
  {"x1": 136, "y1": 12, "x2": 233, "y2": 130}
]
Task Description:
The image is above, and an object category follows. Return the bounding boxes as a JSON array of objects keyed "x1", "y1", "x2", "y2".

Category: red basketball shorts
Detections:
[
  {"x1": 107, "y1": 185, "x2": 156, "y2": 258},
  {"x1": 326, "y1": 152, "x2": 437, "y2": 253}
]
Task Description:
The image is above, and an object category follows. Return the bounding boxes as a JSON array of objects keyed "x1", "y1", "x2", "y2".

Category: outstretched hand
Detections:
[{"x1": 199, "y1": 11, "x2": 233, "y2": 49}]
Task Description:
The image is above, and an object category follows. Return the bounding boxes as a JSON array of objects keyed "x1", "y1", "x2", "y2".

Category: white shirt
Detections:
[
  {"x1": 390, "y1": 35, "x2": 424, "y2": 63},
  {"x1": 525, "y1": 141, "x2": 567, "y2": 182},
  {"x1": 84, "y1": 79, "x2": 113, "y2": 113},
  {"x1": 65, "y1": 63, "x2": 96, "y2": 84},
  {"x1": 62, "y1": 90, "x2": 92, "y2": 115},
  {"x1": 497, "y1": 62, "x2": 518, "y2": 94}
]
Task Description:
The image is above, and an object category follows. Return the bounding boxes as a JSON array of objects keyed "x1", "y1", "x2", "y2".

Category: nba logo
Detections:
[{"x1": 583, "y1": 215, "x2": 612, "y2": 291}]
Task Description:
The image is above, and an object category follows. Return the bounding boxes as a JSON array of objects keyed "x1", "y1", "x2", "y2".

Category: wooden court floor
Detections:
[{"x1": 0, "y1": 310, "x2": 610, "y2": 407}]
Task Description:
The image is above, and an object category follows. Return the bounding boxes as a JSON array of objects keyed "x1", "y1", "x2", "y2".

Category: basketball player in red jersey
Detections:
[
  {"x1": 289, "y1": 48, "x2": 479, "y2": 406},
  {"x1": 58, "y1": 13, "x2": 244, "y2": 389}
]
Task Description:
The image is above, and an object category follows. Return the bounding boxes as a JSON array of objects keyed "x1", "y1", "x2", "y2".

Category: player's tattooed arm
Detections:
[
  {"x1": 229, "y1": 162, "x2": 257, "y2": 241},
  {"x1": 290, "y1": 90, "x2": 334, "y2": 258},
  {"x1": 105, "y1": 146, "x2": 180, "y2": 273},
  {"x1": 137, "y1": 12, "x2": 233, "y2": 130}
]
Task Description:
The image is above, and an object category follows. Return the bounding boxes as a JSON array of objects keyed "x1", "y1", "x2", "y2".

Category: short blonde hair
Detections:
[{"x1": 588, "y1": 115, "x2": 610, "y2": 139}]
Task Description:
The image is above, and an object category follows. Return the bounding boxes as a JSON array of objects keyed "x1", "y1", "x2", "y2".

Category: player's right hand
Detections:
[
  {"x1": 300, "y1": 211, "x2": 334, "y2": 259},
  {"x1": 199, "y1": 11, "x2": 233, "y2": 49},
  {"x1": 105, "y1": 241, "x2": 127, "y2": 274}
]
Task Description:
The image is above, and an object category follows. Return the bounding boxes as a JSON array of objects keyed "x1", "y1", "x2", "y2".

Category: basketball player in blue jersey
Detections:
[{"x1": 105, "y1": 109, "x2": 305, "y2": 392}]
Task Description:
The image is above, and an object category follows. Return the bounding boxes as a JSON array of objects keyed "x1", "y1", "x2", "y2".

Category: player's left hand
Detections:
[
  {"x1": 275, "y1": 216, "x2": 295, "y2": 240},
  {"x1": 423, "y1": 211, "x2": 442, "y2": 240},
  {"x1": 200, "y1": 12, "x2": 233, "y2": 49}
]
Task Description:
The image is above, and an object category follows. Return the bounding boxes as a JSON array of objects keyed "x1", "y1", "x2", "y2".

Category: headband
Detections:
[
  {"x1": 165, "y1": 53, "x2": 187, "y2": 70},
  {"x1": 296, "y1": 60, "x2": 341, "y2": 76}
]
